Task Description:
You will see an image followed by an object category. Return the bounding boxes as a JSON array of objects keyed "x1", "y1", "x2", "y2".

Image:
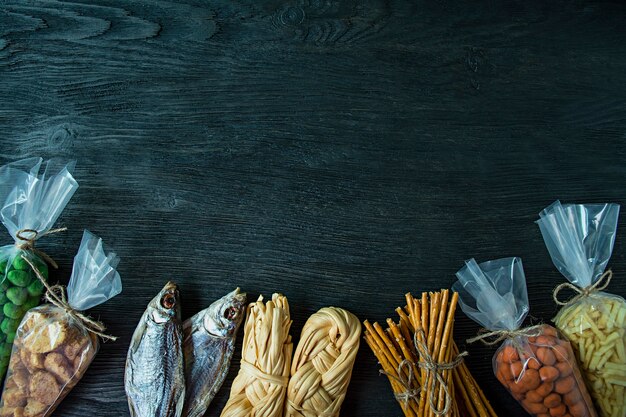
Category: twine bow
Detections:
[
  {"x1": 383, "y1": 331, "x2": 467, "y2": 416},
  {"x1": 21, "y1": 255, "x2": 117, "y2": 341},
  {"x1": 381, "y1": 359, "x2": 420, "y2": 406},
  {"x1": 14, "y1": 227, "x2": 67, "y2": 269},
  {"x1": 553, "y1": 269, "x2": 613, "y2": 306},
  {"x1": 466, "y1": 325, "x2": 544, "y2": 346},
  {"x1": 413, "y1": 330, "x2": 467, "y2": 416}
]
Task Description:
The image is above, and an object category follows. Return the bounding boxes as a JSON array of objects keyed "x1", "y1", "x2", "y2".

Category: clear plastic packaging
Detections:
[
  {"x1": 538, "y1": 201, "x2": 626, "y2": 417},
  {"x1": 453, "y1": 257, "x2": 597, "y2": 417},
  {"x1": 0, "y1": 158, "x2": 78, "y2": 379},
  {"x1": 0, "y1": 230, "x2": 121, "y2": 417}
]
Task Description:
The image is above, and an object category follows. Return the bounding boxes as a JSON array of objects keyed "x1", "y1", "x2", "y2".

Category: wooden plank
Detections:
[{"x1": 1, "y1": 0, "x2": 625, "y2": 416}]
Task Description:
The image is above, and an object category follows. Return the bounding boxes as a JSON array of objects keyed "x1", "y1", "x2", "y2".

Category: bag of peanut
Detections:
[
  {"x1": 0, "y1": 230, "x2": 122, "y2": 417},
  {"x1": 0, "y1": 158, "x2": 78, "y2": 380},
  {"x1": 538, "y1": 201, "x2": 625, "y2": 417},
  {"x1": 454, "y1": 257, "x2": 598, "y2": 417}
]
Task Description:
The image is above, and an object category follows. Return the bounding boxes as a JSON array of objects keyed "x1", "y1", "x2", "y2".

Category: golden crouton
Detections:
[
  {"x1": 9, "y1": 352, "x2": 22, "y2": 370},
  {"x1": 22, "y1": 322, "x2": 67, "y2": 354},
  {"x1": 23, "y1": 399, "x2": 47, "y2": 417},
  {"x1": 63, "y1": 336, "x2": 88, "y2": 362},
  {"x1": 20, "y1": 311, "x2": 48, "y2": 335},
  {"x1": 44, "y1": 353, "x2": 72, "y2": 383},
  {"x1": 3, "y1": 388, "x2": 26, "y2": 407},
  {"x1": 28, "y1": 371, "x2": 59, "y2": 405},
  {"x1": 12, "y1": 367, "x2": 30, "y2": 393},
  {"x1": 19, "y1": 349, "x2": 44, "y2": 374},
  {"x1": 0, "y1": 406, "x2": 24, "y2": 417}
]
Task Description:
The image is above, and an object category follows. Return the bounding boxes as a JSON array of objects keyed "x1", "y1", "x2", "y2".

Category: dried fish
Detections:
[
  {"x1": 182, "y1": 288, "x2": 247, "y2": 417},
  {"x1": 125, "y1": 282, "x2": 185, "y2": 417}
]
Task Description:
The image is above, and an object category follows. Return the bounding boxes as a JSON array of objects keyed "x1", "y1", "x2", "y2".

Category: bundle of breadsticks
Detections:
[{"x1": 364, "y1": 289, "x2": 497, "y2": 417}]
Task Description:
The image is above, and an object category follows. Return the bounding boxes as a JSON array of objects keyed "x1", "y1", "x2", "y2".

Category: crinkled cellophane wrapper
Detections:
[
  {"x1": 554, "y1": 293, "x2": 626, "y2": 417},
  {"x1": 0, "y1": 305, "x2": 98, "y2": 417}
]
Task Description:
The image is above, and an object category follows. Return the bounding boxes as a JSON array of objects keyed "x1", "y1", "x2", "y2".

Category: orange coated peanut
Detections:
[
  {"x1": 554, "y1": 376, "x2": 575, "y2": 395},
  {"x1": 543, "y1": 393, "x2": 561, "y2": 408},
  {"x1": 536, "y1": 347, "x2": 557, "y2": 366},
  {"x1": 550, "y1": 403, "x2": 567, "y2": 417},
  {"x1": 555, "y1": 361, "x2": 573, "y2": 378},
  {"x1": 539, "y1": 366, "x2": 559, "y2": 382},
  {"x1": 494, "y1": 325, "x2": 597, "y2": 417}
]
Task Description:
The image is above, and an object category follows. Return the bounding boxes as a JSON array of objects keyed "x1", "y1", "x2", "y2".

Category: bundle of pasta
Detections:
[
  {"x1": 221, "y1": 294, "x2": 292, "y2": 417},
  {"x1": 285, "y1": 307, "x2": 360, "y2": 417},
  {"x1": 538, "y1": 201, "x2": 625, "y2": 417},
  {"x1": 0, "y1": 230, "x2": 122, "y2": 417}
]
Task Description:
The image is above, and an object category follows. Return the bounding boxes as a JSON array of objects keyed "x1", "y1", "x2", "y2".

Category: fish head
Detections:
[
  {"x1": 203, "y1": 288, "x2": 247, "y2": 338},
  {"x1": 148, "y1": 281, "x2": 181, "y2": 324}
]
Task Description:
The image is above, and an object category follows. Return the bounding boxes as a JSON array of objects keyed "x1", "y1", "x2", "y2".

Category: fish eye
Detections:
[
  {"x1": 161, "y1": 293, "x2": 176, "y2": 309},
  {"x1": 224, "y1": 307, "x2": 237, "y2": 320}
]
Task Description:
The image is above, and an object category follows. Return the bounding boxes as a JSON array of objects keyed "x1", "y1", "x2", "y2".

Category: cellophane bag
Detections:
[
  {"x1": 538, "y1": 201, "x2": 625, "y2": 417},
  {"x1": 453, "y1": 257, "x2": 597, "y2": 417},
  {"x1": 0, "y1": 158, "x2": 78, "y2": 378},
  {"x1": 0, "y1": 230, "x2": 121, "y2": 417}
]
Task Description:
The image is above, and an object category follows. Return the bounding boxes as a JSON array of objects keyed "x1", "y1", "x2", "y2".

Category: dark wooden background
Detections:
[{"x1": 1, "y1": 1, "x2": 626, "y2": 416}]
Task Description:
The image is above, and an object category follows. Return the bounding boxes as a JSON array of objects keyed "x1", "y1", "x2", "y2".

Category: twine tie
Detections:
[
  {"x1": 21, "y1": 255, "x2": 117, "y2": 341},
  {"x1": 383, "y1": 330, "x2": 467, "y2": 416},
  {"x1": 14, "y1": 227, "x2": 67, "y2": 269},
  {"x1": 466, "y1": 325, "x2": 545, "y2": 346},
  {"x1": 553, "y1": 269, "x2": 613, "y2": 307}
]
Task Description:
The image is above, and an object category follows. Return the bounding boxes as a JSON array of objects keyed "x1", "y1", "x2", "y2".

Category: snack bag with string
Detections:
[
  {"x1": 0, "y1": 158, "x2": 78, "y2": 379},
  {"x1": 0, "y1": 230, "x2": 121, "y2": 417},
  {"x1": 453, "y1": 257, "x2": 597, "y2": 417},
  {"x1": 538, "y1": 201, "x2": 625, "y2": 417}
]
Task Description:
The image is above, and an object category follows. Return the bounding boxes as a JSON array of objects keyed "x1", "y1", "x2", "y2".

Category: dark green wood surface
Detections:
[{"x1": 1, "y1": 1, "x2": 626, "y2": 416}]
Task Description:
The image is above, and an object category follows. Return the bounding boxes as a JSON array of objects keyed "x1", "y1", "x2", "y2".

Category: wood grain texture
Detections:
[{"x1": 1, "y1": 0, "x2": 626, "y2": 416}]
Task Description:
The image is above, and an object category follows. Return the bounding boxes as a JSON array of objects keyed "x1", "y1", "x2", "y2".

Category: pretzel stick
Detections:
[
  {"x1": 365, "y1": 291, "x2": 497, "y2": 417},
  {"x1": 436, "y1": 292, "x2": 458, "y2": 416}
]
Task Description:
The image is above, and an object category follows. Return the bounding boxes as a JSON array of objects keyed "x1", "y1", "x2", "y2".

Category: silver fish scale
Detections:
[
  {"x1": 127, "y1": 318, "x2": 185, "y2": 417},
  {"x1": 182, "y1": 324, "x2": 235, "y2": 417}
]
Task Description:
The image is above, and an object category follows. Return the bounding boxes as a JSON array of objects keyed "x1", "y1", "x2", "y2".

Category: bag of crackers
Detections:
[
  {"x1": 0, "y1": 158, "x2": 78, "y2": 379},
  {"x1": 0, "y1": 230, "x2": 122, "y2": 417},
  {"x1": 453, "y1": 257, "x2": 598, "y2": 417},
  {"x1": 538, "y1": 201, "x2": 626, "y2": 417}
]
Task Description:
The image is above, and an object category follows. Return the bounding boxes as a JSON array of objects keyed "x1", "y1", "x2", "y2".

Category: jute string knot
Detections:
[
  {"x1": 14, "y1": 227, "x2": 67, "y2": 269},
  {"x1": 413, "y1": 330, "x2": 467, "y2": 416},
  {"x1": 384, "y1": 331, "x2": 467, "y2": 416},
  {"x1": 381, "y1": 359, "x2": 419, "y2": 405},
  {"x1": 21, "y1": 255, "x2": 117, "y2": 341},
  {"x1": 466, "y1": 325, "x2": 544, "y2": 346},
  {"x1": 553, "y1": 269, "x2": 613, "y2": 307}
]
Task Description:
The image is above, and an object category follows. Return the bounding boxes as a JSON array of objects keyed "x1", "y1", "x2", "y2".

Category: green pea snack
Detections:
[{"x1": 0, "y1": 158, "x2": 78, "y2": 379}]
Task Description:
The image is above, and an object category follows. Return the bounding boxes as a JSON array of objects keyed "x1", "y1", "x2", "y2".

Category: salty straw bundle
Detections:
[
  {"x1": 364, "y1": 290, "x2": 497, "y2": 417},
  {"x1": 221, "y1": 294, "x2": 293, "y2": 417},
  {"x1": 285, "y1": 307, "x2": 361, "y2": 417}
]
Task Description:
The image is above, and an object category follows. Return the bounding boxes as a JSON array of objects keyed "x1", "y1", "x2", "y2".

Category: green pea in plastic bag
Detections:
[{"x1": 0, "y1": 158, "x2": 78, "y2": 379}]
